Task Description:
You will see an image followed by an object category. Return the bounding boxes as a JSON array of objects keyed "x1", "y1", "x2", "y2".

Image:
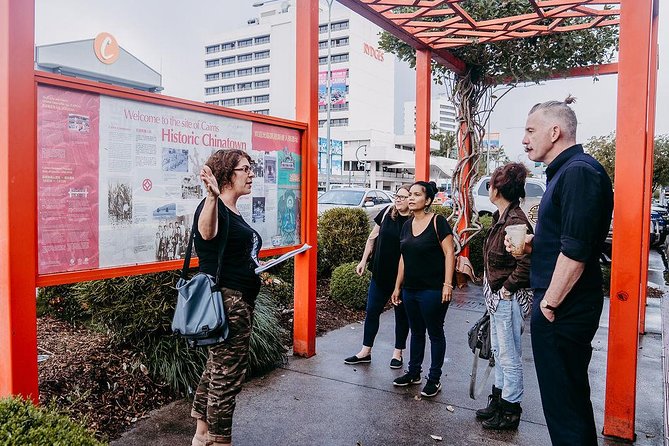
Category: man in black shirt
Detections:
[{"x1": 513, "y1": 96, "x2": 613, "y2": 446}]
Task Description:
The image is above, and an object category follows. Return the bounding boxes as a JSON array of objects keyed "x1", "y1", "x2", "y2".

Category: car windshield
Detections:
[{"x1": 318, "y1": 190, "x2": 364, "y2": 206}]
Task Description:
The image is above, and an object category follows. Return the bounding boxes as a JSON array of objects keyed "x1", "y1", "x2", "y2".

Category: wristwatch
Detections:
[{"x1": 540, "y1": 299, "x2": 558, "y2": 312}]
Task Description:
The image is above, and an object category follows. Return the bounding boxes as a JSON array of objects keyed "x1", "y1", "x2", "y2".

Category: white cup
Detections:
[{"x1": 505, "y1": 224, "x2": 528, "y2": 256}]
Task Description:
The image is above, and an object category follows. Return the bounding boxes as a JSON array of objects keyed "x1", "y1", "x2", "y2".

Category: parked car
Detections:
[
  {"x1": 651, "y1": 205, "x2": 669, "y2": 245},
  {"x1": 317, "y1": 188, "x2": 394, "y2": 220},
  {"x1": 602, "y1": 207, "x2": 666, "y2": 263},
  {"x1": 472, "y1": 176, "x2": 546, "y2": 227}
]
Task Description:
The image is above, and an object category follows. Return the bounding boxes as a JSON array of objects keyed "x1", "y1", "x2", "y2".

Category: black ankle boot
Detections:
[
  {"x1": 482, "y1": 398, "x2": 522, "y2": 430},
  {"x1": 475, "y1": 385, "x2": 501, "y2": 420}
]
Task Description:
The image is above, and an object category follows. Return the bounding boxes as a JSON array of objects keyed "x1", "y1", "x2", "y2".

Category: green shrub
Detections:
[
  {"x1": 467, "y1": 214, "x2": 494, "y2": 276},
  {"x1": 330, "y1": 261, "x2": 371, "y2": 310},
  {"x1": 0, "y1": 397, "x2": 104, "y2": 446},
  {"x1": 318, "y1": 208, "x2": 370, "y2": 277},
  {"x1": 38, "y1": 272, "x2": 287, "y2": 395},
  {"x1": 37, "y1": 285, "x2": 90, "y2": 324},
  {"x1": 432, "y1": 205, "x2": 454, "y2": 219}
]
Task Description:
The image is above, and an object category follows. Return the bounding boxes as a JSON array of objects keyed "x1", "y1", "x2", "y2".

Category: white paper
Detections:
[{"x1": 255, "y1": 244, "x2": 312, "y2": 274}]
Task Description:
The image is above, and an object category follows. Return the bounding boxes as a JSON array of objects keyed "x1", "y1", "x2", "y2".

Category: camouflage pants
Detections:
[{"x1": 191, "y1": 287, "x2": 253, "y2": 444}]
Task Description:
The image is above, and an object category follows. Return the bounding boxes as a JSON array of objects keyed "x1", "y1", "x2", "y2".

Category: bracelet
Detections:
[{"x1": 443, "y1": 283, "x2": 454, "y2": 289}]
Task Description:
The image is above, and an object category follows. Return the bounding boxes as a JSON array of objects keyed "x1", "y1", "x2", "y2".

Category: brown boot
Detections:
[
  {"x1": 482, "y1": 398, "x2": 522, "y2": 430},
  {"x1": 475, "y1": 385, "x2": 501, "y2": 420}
]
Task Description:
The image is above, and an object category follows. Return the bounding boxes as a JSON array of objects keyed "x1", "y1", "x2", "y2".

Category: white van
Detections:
[{"x1": 472, "y1": 176, "x2": 545, "y2": 227}]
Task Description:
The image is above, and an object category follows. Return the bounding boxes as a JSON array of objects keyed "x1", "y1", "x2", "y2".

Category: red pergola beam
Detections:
[{"x1": 337, "y1": 0, "x2": 467, "y2": 75}]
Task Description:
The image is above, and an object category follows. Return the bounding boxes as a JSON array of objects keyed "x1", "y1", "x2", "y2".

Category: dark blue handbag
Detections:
[{"x1": 172, "y1": 204, "x2": 230, "y2": 347}]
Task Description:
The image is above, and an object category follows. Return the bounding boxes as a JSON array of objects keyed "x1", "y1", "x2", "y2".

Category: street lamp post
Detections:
[{"x1": 324, "y1": 0, "x2": 334, "y2": 191}]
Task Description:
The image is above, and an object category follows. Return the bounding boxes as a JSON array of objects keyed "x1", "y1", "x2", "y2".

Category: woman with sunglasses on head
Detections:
[
  {"x1": 391, "y1": 181, "x2": 455, "y2": 398},
  {"x1": 475, "y1": 163, "x2": 533, "y2": 430},
  {"x1": 344, "y1": 185, "x2": 412, "y2": 369},
  {"x1": 190, "y1": 149, "x2": 262, "y2": 446}
]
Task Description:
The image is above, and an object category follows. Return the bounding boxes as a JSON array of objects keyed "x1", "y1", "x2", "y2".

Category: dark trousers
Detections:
[
  {"x1": 531, "y1": 289, "x2": 602, "y2": 446},
  {"x1": 403, "y1": 288, "x2": 450, "y2": 382},
  {"x1": 363, "y1": 278, "x2": 410, "y2": 349}
]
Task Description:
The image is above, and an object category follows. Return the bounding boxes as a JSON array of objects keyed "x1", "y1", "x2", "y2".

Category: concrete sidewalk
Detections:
[{"x1": 114, "y1": 257, "x2": 666, "y2": 446}]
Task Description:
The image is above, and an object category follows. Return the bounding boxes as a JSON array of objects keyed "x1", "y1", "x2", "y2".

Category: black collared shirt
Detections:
[{"x1": 530, "y1": 144, "x2": 613, "y2": 297}]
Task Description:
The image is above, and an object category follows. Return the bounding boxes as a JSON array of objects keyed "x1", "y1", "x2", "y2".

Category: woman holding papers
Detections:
[
  {"x1": 190, "y1": 149, "x2": 262, "y2": 446},
  {"x1": 344, "y1": 185, "x2": 412, "y2": 369}
]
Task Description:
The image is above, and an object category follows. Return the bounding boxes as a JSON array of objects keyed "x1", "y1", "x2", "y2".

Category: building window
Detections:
[
  {"x1": 205, "y1": 100, "x2": 220, "y2": 105},
  {"x1": 253, "y1": 109, "x2": 270, "y2": 115},
  {"x1": 330, "y1": 118, "x2": 348, "y2": 127},
  {"x1": 222, "y1": 70, "x2": 235, "y2": 79},
  {"x1": 221, "y1": 84, "x2": 235, "y2": 93},
  {"x1": 237, "y1": 97, "x2": 253, "y2": 105},
  {"x1": 222, "y1": 99, "x2": 235, "y2": 106},
  {"x1": 319, "y1": 102, "x2": 348, "y2": 112},
  {"x1": 254, "y1": 94, "x2": 269, "y2": 104},
  {"x1": 205, "y1": 59, "x2": 220, "y2": 68},
  {"x1": 254, "y1": 65, "x2": 270, "y2": 74},
  {"x1": 222, "y1": 42, "x2": 236, "y2": 51},
  {"x1": 331, "y1": 53, "x2": 349, "y2": 63},
  {"x1": 254, "y1": 80, "x2": 270, "y2": 89},
  {"x1": 318, "y1": 24, "x2": 328, "y2": 34},
  {"x1": 254, "y1": 50, "x2": 270, "y2": 60},
  {"x1": 205, "y1": 86, "x2": 220, "y2": 95},
  {"x1": 221, "y1": 56, "x2": 236, "y2": 65},
  {"x1": 205, "y1": 73, "x2": 220, "y2": 81},
  {"x1": 318, "y1": 119, "x2": 327, "y2": 128},
  {"x1": 237, "y1": 68, "x2": 253, "y2": 76},
  {"x1": 331, "y1": 37, "x2": 348, "y2": 47},
  {"x1": 255, "y1": 35, "x2": 270, "y2": 45},
  {"x1": 238, "y1": 53, "x2": 253, "y2": 63},
  {"x1": 318, "y1": 56, "x2": 328, "y2": 65},
  {"x1": 331, "y1": 20, "x2": 349, "y2": 31},
  {"x1": 238, "y1": 38, "x2": 253, "y2": 48},
  {"x1": 205, "y1": 45, "x2": 220, "y2": 54},
  {"x1": 319, "y1": 40, "x2": 328, "y2": 49},
  {"x1": 237, "y1": 82, "x2": 252, "y2": 91}
]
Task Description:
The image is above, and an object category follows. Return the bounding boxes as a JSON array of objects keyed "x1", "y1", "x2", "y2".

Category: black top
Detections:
[
  {"x1": 371, "y1": 206, "x2": 410, "y2": 292},
  {"x1": 530, "y1": 144, "x2": 613, "y2": 297},
  {"x1": 400, "y1": 214, "x2": 453, "y2": 290},
  {"x1": 194, "y1": 198, "x2": 262, "y2": 304}
]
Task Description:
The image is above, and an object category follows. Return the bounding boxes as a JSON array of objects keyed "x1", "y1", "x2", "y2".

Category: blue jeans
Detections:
[
  {"x1": 362, "y1": 278, "x2": 409, "y2": 349},
  {"x1": 490, "y1": 298, "x2": 524, "y2": 403},
  {"x1": 403, "y1": 288, "x2": 449, "y2": 382}
]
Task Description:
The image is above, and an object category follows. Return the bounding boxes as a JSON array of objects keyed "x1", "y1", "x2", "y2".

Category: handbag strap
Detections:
[
  {"x1": 181, "y1": 199, "x2": 230, "y2": 286},
  {"x1": 469, "y1": 352, "x2": 495, "y2": 400}
]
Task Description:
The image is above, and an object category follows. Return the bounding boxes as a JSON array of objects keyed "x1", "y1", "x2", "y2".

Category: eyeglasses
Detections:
[
  {"x1": 395, "y1": 195, "x2": 409, "y2": 201},
  {"x1": 233, "y1": 165, "x2": 254, "y2": 174}
]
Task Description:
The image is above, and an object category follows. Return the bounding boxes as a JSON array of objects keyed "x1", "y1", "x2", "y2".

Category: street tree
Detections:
[{"x1": 586, "y1": 133, "x2": 669, "y2": 192}]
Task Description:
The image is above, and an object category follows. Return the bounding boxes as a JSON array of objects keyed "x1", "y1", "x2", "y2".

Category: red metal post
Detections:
[
  {"x1": 604, "y1": 0, "x2": 654, "y2": 440},
  {"x1": 293, "y1": 0, "x2": 318, "y2": 357},
  {"x1": 457, "y1": 120, "x2": 472, "y2": 258},
  {"x1": 0, "y1": 0, "x2": 39, "y2": 402},
  {"x1": 638, "y1": 1, "x2": 660, "y2": 335},
  {"x1": 415, "y1": 49, "x2": 431, "y2": 181}
]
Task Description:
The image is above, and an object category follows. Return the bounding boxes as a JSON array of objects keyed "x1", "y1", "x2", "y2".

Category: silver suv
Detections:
[
  {"x1": 317, "y1": 188, "x2": 394, "y2": 220},
  {"x1": 472, "y1": 176, "x2": 546, "y2": 227}
]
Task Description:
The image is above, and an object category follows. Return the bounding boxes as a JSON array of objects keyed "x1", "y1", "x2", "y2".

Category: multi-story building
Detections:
[
  {"x1": 203, "y1": 3, "x2": 455, "y2": 191},
  {"x1": 403, "y1": 94, "x2": 457, "y2": 134}
]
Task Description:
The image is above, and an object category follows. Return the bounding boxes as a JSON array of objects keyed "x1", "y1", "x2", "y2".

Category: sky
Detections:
[{"x1": 35, "y1": 0, "x2": 668, "y2": 164}]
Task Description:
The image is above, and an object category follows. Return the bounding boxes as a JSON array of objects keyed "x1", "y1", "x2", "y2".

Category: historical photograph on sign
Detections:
[
  {"x1": 277, "y1": 188, "x2": 299, "y2": 245},
  {"x1": 67, "y1": 113, "x2": 90, "y2": 133},
  {"x1": 108, "y1": 180, "x2": 132, "y2": 223},
  {"x1": 251, "y1": 154, "x2": 264, "y2": 178},
  {"x1": 265, "y1": 158, "x2": 277, "y2": 184},
  {"x1": 181, "y1": 176, "x2": 203, "y2": 199},
  {"x1": 162, "y1": 147, "x2": 189, "y2": 172},
  {"x1": 252, "y1": 197, "x2": 266, "y2": 223},
  {"x1": 154, "y1": 215, "x2": 190, "y2": 261}
]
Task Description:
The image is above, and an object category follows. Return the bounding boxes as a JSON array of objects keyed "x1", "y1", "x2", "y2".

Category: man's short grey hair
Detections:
[{"x1": 529, "y1": 95, "x2": 578, "y2": 140}]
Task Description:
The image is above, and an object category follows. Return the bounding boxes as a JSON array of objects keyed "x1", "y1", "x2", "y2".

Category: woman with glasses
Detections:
[
  {"x1": 391, "y1": 181, "x2": 455, "y2": 398},
  {"x1": 190, "y1": 149, "x2": 261, "y2": 446},
  {"x1": 344, "y1": 185, "x2": 412, "y2": 369},
  {"x1": 475, "y1": 163, "x2": 533, "y2": 431}
]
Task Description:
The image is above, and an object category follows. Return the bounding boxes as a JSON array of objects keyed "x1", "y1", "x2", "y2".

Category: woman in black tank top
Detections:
[{"x1": 390, "y1": 181, "x2": 455, "y2": 398}]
